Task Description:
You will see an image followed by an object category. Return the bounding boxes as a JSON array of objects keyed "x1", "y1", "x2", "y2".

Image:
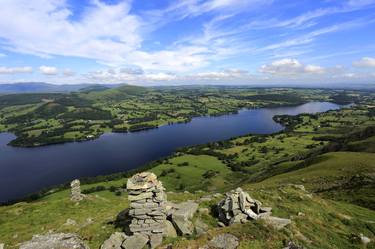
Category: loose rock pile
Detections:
[
  {"x1": 70, "y1": 179, "x2": 84, "y2": 202},
  {"x1": 217, "y1": 187, "x2": 272, "y2": 225},
  {"x1": 126, "y1": 172, "x2": 167, "y2": 249}
]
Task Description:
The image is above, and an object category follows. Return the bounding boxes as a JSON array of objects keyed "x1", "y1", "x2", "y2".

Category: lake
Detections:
[{"x1": 0, "y1": 102, "x2": 343, "y2": 202}]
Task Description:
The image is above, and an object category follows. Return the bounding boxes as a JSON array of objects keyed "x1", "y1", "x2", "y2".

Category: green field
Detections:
[{"x1": 0, "y1": 86, "x2": 359, "y2": 147}]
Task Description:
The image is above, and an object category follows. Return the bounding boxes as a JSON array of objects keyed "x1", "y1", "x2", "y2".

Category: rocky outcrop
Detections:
[
  {"x1": 126, "y1": 172, "x2": 167, "y2": 248},
  {"x1": 19, "y1": 233, "x2": 89, "y2": 249},
  {"x1": 70, "y1": 179, "x2": 84, "y2": 202},
  {"x1": 217, "y1": 188, "x2": 272, "y2": 225}
]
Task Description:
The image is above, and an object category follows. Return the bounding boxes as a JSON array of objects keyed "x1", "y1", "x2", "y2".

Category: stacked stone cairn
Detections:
[
  {"x1": 70, "y1": 179, "x2": 84, "y2": 202},
  {"x1": 217, "y1": 187, "x2": 272, "y2": 225},
  {"x1": 126, "y1": 172, "x2": 167, "y2": 249}
]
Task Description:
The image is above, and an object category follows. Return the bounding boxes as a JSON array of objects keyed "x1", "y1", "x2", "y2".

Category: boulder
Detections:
[
  {"x1": 100, "y1": 232, "x2": 127, "y2": 249},
  {"x1": 260, "y1": 216, "x2": 291, "y2": 230},
  {"x1": 168, "y1": 200, "x2": 198, "y2": 236},
  {"x1": 164, "y1": 220, "x2": 177, "y2": 238},
  {"x1": 208, "y1": 233, "x2": 239, "y2": 249},
  {"x1": 194, "y1": 219, "x2": 209, "y2": 236},
  {"x1": 149, "y1": 234, "x2": 163, "y2": 249},
  {"x1": 171, "y1": 215, "x2": 194, "y2": 236},
  {"x1": 19, "y1": 233, "x2": 89, "y2": 249},
  {"x1": 121, "y1": 234, "x2": 148, "y2": 249}
]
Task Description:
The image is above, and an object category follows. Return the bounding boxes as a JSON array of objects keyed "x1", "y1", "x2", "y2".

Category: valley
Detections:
[{"x1": 0, "y1": 86, "x2": 374, "y2": 248}]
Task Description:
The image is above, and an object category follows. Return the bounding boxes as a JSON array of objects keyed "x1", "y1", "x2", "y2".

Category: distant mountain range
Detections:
[{"x1": 0, "y1": 82, "x2": 120, "y2": 94}]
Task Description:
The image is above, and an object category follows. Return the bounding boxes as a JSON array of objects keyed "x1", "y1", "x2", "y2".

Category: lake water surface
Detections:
[{"x1": 0, "y1": 102, "x2": 343, "y2": 202}]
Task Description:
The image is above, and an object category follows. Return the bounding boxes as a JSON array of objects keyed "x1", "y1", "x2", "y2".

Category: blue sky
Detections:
[{"x1": 0, "y1": 0, "x2": 374, "y2": 85}]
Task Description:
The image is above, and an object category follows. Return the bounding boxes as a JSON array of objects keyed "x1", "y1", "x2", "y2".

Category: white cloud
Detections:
[
  {"x1": 353, "y1": 57, "x2": 375, "y2": 68},
  {"x1": 0, "y1": 53, "x2": 6, "y2": 57},
  {"x1": 145, "y1": 73, "x2": 176, "y2": 81},
  {"x1": 0, "y1": 66, "x2": 32, "y2": 74},
  {"x1": 39, "y1": 66, "x2": 58, "y2": 75},
  {"x1": 260, "y1": 59, "x2": 326, "y2": 75},
  {"x1": 63, "y1": 69, "x2": 75, "y2": 77},
  {"x1": 0, "y1": 0, "x2": 141, "y2": 65},
  {"x1": 304, "y1": 64, "x2": 325, "y2": 74}
]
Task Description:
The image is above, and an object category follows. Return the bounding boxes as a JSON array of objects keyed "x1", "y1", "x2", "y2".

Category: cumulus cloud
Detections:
[
  {"x1": 39, "y1": 66, "x2": 58, "y2": 75},
  {"x1": 353, "y1": 57, "x2": 375, "y2": 68},
  {"x1": 63, "y1": 69, "x2": 75, "y2": 77},
  {"x1": 260, "y1": 59, "x2": 325, "y2": 75},
  {"x1": 0, "y1": 0, "x2": 141, "y2": 65},
  {"x1": 0, "y1": 66, "x2": 32, "y2": 74}
]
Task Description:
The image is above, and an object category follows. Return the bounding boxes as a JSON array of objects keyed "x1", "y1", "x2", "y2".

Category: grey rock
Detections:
[
  {"x1": 122, "y1": 234, "x2": 148, "y2": 249},
  {"x1": 208, "y1": 233, "x2": 239, "y2": 249},
  {"x1": 360, "y1": 233, "x2": 371, "y2": 245},
  {"x1": 149, "y1": 234, "x2": 163, "y2": 249},
  {"x1": 170, "y1": 201, "x2": 198, "y2": 220},
  {"x1": 164, "y1": 220, "x2": 177, "y2": 238},
  {"x1": 194, "y1": 219, "x2": 209, "y2": 236},
  {"x1": 283, "y1": 241, "x2": 303, "y2": 249},
  {"x1": 260, "y1": 207, "x2": 272, "y2": 213},
  {"x1": 217, "y1": 188, "x2": 272, "y2": 226},
  {"x1": 217, "y1": 222, "x2": 225, "y2": 227},
  {"x1": 171, "y1": 215, "x2": 194, "y2": 236},
  {"x1": 127, "y1": 172, "x2": 158, "y2": 190},
  {"x1": 260, "y1": 216, "x2": 291, "y2": 230},
  {"x1": 100, "y1": 232, "x2": 127, "y2": 249},
  {"x1": 19, "y1": 233, "x2": 89, "y2": 249}
]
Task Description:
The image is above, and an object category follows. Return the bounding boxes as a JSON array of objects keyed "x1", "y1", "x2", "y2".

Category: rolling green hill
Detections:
[{"x1": 0, "y1": 151, "x2": 374, "y2": 248}]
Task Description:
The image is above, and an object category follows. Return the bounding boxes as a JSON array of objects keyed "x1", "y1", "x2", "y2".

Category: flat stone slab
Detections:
[
  {"x1": 171, "y1": 200, "x2": 199, "y2": 220},
  {"x1": 100, "y1": 232, "x2": 127, "y2": 249},
  {"x1": 19, "y1": 233, "x2": 89, "y2": 249},
  {"x1": 122, "y1": 234, "x2": 148, "y2": 249}
]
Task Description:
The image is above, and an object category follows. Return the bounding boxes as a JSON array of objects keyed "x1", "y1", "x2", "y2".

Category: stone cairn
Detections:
[
  {"x1": 126, "y1": 172, "x2": 167, "y2": 249},
  {"x1": 70, "y1": 179, "x2": 84, "y2": 202},
  {"x1": 217, "y1": 187, "x2": 272, "y2": 225}
]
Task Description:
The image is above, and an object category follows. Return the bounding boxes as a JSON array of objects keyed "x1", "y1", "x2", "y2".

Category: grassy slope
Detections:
[
  {"x1": 250, "y1": 151, "x2": 375, "y2": 210},
  {"x1": 150, "y1": 154, "x2": 241, "y2": 192},
  {"x1": 1, "y1": 152, "x2": 375, "y2": 248}
]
